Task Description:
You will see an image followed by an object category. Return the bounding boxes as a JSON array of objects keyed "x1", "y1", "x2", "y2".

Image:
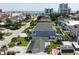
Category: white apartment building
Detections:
[
  {"x1": 58, "y1": 17, "x2": 79, "y2": 43},
  {"x1": 58, "y1": 3, "x2": 71, "y2": 15}
]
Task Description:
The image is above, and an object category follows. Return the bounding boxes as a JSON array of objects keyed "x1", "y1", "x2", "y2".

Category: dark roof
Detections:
[{"x1": 61, "y1": 45, "x2": 74, "y2": 50}]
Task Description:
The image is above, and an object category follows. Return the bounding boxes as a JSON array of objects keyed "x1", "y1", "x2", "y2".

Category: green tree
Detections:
[
  {"x1": 45, "y1": 43, "x2": 57, "y2": 54},
  {"x1": 25, "y1": 29, "x2": 32, "y2": 35},
  {"x1": 1, "y1": 45, "x2": 8, "y2": 55},
  {"x1": 24, "y1": 37, "x2": 29, "y2": 41},
  {"x1": 30, "y1": 20, "x2": 35, "y2": 26},
  {"x1": 51, "y1": 16, "x2": 56, "y2": 21},
  {"x1": 56, "y1": 39, "x2": 62, "y2": 45},
  {"x1": 50, "y1": 12, "x2": 60, "y2": 21},
  {"x1": 56, "y1": 27, "x2": 61, "y2": 34},
  {"x1": 0, "y1": 32, "x2": 4, "y2": 39},
  {"x1": 12, "y1": 37, "x2": 18, "y2": 42}
]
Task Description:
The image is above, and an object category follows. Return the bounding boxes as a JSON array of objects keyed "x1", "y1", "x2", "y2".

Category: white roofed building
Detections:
[
  {"x1": 62, "y1": 41, "x2": 72, "y2": 46},
  {"x1": 57, "y1": 17, "x2": 79, "y2": 44}
]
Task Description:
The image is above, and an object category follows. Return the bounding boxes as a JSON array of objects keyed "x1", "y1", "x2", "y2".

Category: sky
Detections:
[{"x1": 0, "y1": 3, "x2": 79, "y2": 12}]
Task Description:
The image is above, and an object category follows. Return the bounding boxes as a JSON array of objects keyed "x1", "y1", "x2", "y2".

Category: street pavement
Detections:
[
  {"x1": 26, "y1": 15, "x2": 56, "y2": 53},
  {"x1": 31, "y1": 17, "x2": 56, "y2": 37}
]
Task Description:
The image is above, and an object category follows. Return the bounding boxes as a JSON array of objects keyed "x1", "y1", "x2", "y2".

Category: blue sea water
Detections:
[{"x1": 25, "y1": 11, "x2": 44, "y2": 14}]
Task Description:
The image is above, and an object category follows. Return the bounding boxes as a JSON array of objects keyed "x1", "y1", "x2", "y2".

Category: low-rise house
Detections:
[
  {"x1": 62, "y1": 41, "x2": 72, "y2": 46},
  {"x1": 0, "y1": 12, "x2": 26, "y2": 24},
  {"x1": 72, "y1": 42, "x2": 79, "y2": 55},
  {"x1": 60, "y1": 41, "x2": 74, "y2": 55},
  {"x1": 72, "y1": 42, "x2": 79, "y2": 51},
  {"x1": 69, "y1": 14, "x2": 79, "y2": 19},
  {"x1": 0, "y1": 12, "x2": 9, "y2": 23},
  {"x1": 60, "y1": 45, "x2": 74, "y2": 55},
  {"x1": 8, "y1": 13, "x2": 26, "y2": 23},
  {"x1": 10, "y1": 13, "x2": 22, "y2": 17}
]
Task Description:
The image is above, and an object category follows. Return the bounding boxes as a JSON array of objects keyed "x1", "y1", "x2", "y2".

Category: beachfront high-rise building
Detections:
[
  {"x1": 58, "y1": 3, "x2": 71, "y2": 15},
  {"x1": 45, "y1": 8, "x2": 53, "y2": 14}
]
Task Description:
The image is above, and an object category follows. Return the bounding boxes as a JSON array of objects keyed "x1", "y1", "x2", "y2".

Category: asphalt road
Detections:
[
  {"x1": 32, "y1": 22, "x2": 56, "y2": 37},
  {"x1": 26, "y1": 37, "x2": 48, "y2": 53},
  {"x1": 31, "y1": 16, "x2": 56, "y2": 37},
  {"x1": 26, "y1": 15, "x2": 56, "y2": 53}
]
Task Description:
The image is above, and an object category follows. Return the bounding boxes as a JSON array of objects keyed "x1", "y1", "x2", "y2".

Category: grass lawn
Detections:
[
  {"x1": 17, "y1": 37, "x2": 29, "y2": 46},
  {"x1": 8, "y1": 37, "x2": 29, "y2": 47},
  {"x1": 4, "y1": 32, "x2": 12, "y2": 36}
]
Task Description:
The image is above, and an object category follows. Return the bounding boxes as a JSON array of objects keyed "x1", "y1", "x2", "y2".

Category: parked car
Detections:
[{"x1": 48, "y1": 36, "x2": 55, "y2": 39}]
